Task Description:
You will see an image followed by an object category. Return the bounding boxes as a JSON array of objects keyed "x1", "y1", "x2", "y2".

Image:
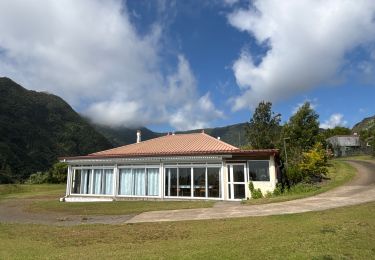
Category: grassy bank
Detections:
[
  {"x1": 244, "y1": 160, "x2": 356, "y2": 205},
  {"x1": 1, "y1": 202, "x2": 374, "y2": 259}
]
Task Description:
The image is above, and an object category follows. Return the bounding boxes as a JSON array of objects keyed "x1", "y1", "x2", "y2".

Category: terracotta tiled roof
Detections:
[{"x1": 90, "y1": 132, "x2": 239, "y2": 157}]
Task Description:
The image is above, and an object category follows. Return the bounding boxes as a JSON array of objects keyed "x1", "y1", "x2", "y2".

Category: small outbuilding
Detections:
[
  {"x1": 61, "y1": 132, "x2": 280, "y2": 201},
  {"x1": 326, "y1": 135, "x2": 361, "y2": 157}
]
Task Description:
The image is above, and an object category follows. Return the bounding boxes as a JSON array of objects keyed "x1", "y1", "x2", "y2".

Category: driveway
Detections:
[{"x1": 126, "y1": 160, "x2": 375, "y2": 223}]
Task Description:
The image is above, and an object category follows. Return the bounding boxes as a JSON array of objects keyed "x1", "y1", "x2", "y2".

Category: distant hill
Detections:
[
  {"x1": 352, "y1": 115, "x2": 375, "y2": 134},
  {"x1": 92, "y1": 122, "x2": 248, "y2": 147},
  {"x1": 0, "y1": 77, "x2": 112, "y2": 182}
]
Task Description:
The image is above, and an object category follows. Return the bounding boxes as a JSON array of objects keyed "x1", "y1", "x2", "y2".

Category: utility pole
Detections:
[{"x1": 283, "y1": 137, "x2": 290, "y2": 168}]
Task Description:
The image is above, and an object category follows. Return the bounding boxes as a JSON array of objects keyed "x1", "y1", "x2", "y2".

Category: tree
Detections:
[
  {"x1": 281, "y1": 102, "x2": 320, "y2": 165},
  {"x1": 299, "y1": 142, "x2": 329, "y2": 182},
  {"x1": 322, "y1": 126, "x2": 351, "y2": 139},
  {"x1": 246, "y1": 101, "x2": 281, "y2": 149}
]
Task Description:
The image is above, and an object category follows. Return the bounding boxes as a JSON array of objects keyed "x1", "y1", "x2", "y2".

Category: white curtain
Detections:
[
  {"x1": 119, "y1": 168, "x2": 133, "y2": 195},
  {"x1": 104, "y1": 169, "x2": 113, "y2": 195},
  {"x1": 134, "y1": 168, "x2": 146, "y2": 196},
  {"x1": 93, "y1": 169, "x2": 102, "y2": 194},
  {"x1": 80, "y1": 169, "x2": 90, "y2": 194},
  {"x1": 147, "y1": 168, "x2": 159, "y2": 196}
]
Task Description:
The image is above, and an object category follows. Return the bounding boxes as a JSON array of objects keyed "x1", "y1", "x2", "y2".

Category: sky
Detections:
[{"x1": 0, "y1": 0, "x2": 374, "y2": 132}]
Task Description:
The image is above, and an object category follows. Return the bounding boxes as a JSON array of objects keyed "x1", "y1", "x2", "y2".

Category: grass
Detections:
[
  {"x1": 27, "y1": 200, "x2": 215, "y2": 216},
  {"x1": 0, "y1": 184, "x2": 65, "y2": 200},
  {"x1": 243, "y1": 160, "x2": 356, "y2": 205},
  {"x1": 0, "y1": 202, "x2": 374, "y2": 259},
  {"x1": 336, "y1": 155, "x2": 375, "y2": 161},
  {"x1": 0, "y1": 184, "x2": 215, "y2": 215}
]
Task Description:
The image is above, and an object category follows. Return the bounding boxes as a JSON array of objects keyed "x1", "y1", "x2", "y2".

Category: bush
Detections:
[
  {"x1": 27, "y1": 162, "x2": 68, "y2": 184},
  {"x1": 299, "y1": 142, "x2": 328, "y2": 182},
  {"x1": 249, "y1": 181, "x2": 263, "y2": 199},
  {"x1": 272, "y1": 183, "x2": 283, "y2": 196},
  {"x1": 28, "y1": 172, "x2": 49, "y2": 184}
]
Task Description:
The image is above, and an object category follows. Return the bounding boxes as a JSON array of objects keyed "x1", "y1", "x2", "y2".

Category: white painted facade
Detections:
[{"x1": 63, "y1": 155, "x2": 278, "y2": 202}]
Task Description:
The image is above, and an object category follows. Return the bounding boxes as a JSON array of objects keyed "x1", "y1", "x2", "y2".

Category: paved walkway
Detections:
[{"x1": 126, "y1": 160, "x2": 375, "y2": 223}]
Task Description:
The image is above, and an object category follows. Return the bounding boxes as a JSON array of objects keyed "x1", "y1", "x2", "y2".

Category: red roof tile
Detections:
[{"x1": 90, "y1": 132, "x2": 239, "y2": 157}]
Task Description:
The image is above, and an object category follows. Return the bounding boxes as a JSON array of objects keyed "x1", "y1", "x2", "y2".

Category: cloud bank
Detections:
[
  {"x1": 0, "y1": 0, "x2": 222, "y2": 130},
  {"x1": 228, "y1": 0, "x2": 375, "y2": 110}
]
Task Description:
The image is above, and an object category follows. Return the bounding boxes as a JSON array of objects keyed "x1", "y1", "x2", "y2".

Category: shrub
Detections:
[
  {"x1": 272, "y1": 183, "x2": 283, "y2": 196},
  {"x1": 249, "y1": 181, "x2": 263, "y2": 199},
  {"x1": 299, "y1": 142, "x2": 328, "y2": 182},
  {"x1": 28, "y1": 172, "x2": 49, "y2": 184}
]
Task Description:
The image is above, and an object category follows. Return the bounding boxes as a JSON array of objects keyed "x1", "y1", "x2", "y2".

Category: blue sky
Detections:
[{"x1": 0, "y1": 0, "x2": 374, "y2": 131}]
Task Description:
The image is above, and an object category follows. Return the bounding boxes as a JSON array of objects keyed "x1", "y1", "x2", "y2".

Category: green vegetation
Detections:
[
  {"x1": 0, "y1": 184, "x2": 65, "y2": 200},
  {"x1": 244, "y1": 160, "x2": 355, "y2": 205},
  {"x1": 0, "y1": 202, "x2": 374, "y2": 259},
  {"x1": 28, "y1": 162, "x2": 68, "y2": 184},
  {"x1": 322, "y1": 126, "x2": 352, "y2": 139},
  {"x1": 0, "y1": 77, "x2": 112, "y2": 183},
  {"x1": 245, "y1": 101, "x2": 281, "y2": 149},
  {"x1": 28, "y1": 200, "x2": 215, "y2": 216}
]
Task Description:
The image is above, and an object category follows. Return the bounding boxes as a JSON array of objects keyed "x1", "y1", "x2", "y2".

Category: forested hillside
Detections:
[{"x1": 0, "y1": 77, "x2": 112, "y2": 182}]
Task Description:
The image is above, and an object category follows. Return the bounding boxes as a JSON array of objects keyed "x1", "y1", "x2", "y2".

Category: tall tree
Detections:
[
  {"x1": 246, "y1": 101, "x2": 281, "y2": 149},
  {"x1": 281, "y1": 102, "x2": 321, "y2": 166}
]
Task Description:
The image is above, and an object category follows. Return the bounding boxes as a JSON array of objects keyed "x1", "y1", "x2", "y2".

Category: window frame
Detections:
[{"x1": 247, "y1": 160, "x2": 270, "y2": 182}]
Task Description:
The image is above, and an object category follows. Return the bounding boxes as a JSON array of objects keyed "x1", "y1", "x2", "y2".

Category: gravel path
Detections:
[{"x1": 126, "y1": 160, "x2": 375, "y2": 223}]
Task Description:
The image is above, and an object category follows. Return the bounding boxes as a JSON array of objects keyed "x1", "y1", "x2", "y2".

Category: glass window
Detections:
[
  {"x1": 119, "y1": 168, "x2": 133, "y2": 195},
  {"x1": 71, "y1": 169, "x2": 113, "y2": 195},
  {"x1": 147, "y1": 168, "x2": 159, "y2": 196},
  {"x1": 234, "y1": 184, "x2": 245, "y2": 199},
  {"x1": 248, "y1": 161, "x2": 270, "y2": 181},
  {"x1": 165, "y1": 168, "x2": 177, "y2": 196},
  {"x1": 233, "y1": 165, "x2": 245, "y2": 182},
  {"x1": 71, "y1": 169, "x2": 91, "y2": 194},
  {"x1": 179, "y1": 168, "x2": 191, "y2": 197},
  {"x1": 193, "y1": 168, "x2": 206, "y2": 197},
  {"x1": 118, "y1": 168, "x2": 160, "y2": 196},
  {"x1": 207, "y1": 168, "x2": 221, "y2": 198}
]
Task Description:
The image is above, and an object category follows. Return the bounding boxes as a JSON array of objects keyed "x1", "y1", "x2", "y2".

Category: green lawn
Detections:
[
  {"x1": 27, "y1": 200, "x2": 215, "y2": 215},
  {"x1": 0, "y1": 202, "x2": 374, "y2": 259},
  {"x1": 244, "y1": 160, "x2": 356, "y2": 205},
  {"x1": 0, "y1": 184, "x2": 65, "y2": 200},
  {"x1": 336, "y1": 155, "x2": 375, "y2": 161}
]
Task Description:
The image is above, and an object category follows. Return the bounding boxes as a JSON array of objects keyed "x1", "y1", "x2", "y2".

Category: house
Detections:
[
  {"x1": 61, "y1": 131, "x2": 280, "y2": 202},
  {"x1": 326, "y1": 135, "x2": 361, "y2": 157}
]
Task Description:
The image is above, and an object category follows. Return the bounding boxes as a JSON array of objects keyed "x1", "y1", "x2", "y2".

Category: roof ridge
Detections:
[{"x1": 201, "y1": 132, "x2": 239, "y2": 150}]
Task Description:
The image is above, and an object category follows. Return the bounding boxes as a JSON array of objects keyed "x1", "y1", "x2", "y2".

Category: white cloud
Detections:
[
  {"x1": 0, "y1": 0, "x2": 222, "y2": 130},
  {"x1": 292, "y1": 98, "x2": 318, "y2": 114},
  {"x1": 320, "y1": 113, "x2": 348, "y2": 129},
  {"x1": 227, "y1": 0, "x2": 375, "y2": 110}
]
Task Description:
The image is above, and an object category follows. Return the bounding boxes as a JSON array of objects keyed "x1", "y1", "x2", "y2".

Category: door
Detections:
[{"x1": 227, "y1": 164, "x2": 247, "y2": 200}]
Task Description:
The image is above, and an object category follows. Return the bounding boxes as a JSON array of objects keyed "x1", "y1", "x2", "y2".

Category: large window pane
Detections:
[
  {"x1": 93, "y1": 169, "x2": 103, "y2": 194},
  {"x1": 71, "y1": 169, "x2": 82, "y2": 194},
  {"x1": 178, "y1": 168, "x2": 191, "y2": 197},
  {"x1": 166, "y1": 168, "x2": 177, "y2": 196},
  {"x1": 134, "y1": 168, "x2": 146, "y2": 196},
  {"x1": 103, "y1": 169, "x2": 113, "y2": 195},
  {"x1": 207, "y1": 168, "x2": 221, "y2": 198},
  {"x1": 233, "y1": 165, "x2": 245, "y2": 182},
  {"x1": 193, "y1": 168, "x2": 206, "y2": 197},
  {"x1": 119, "y1": 168, "x2": 133, "y2": 195},
  {"x1": 234, "y1": 184, "x2": 245, "y2": 199},
  {"x1": 249, "y1": 161, "x2": 270, "y2": 181},
  {"x1": 147, "y1": 168, "x2": 159, "y2": 196}
]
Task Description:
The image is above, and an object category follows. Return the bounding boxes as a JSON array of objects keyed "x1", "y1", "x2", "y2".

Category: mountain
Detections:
[
  {"x1": 92, "y1": 122, "x2": 248, "y2": 147},
  {"x1": 352, "y1": 115, "x2": 375, "y2": 134},
  {"x1": 0, "y1": 77, "x2": 112, "y2": 182}
]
